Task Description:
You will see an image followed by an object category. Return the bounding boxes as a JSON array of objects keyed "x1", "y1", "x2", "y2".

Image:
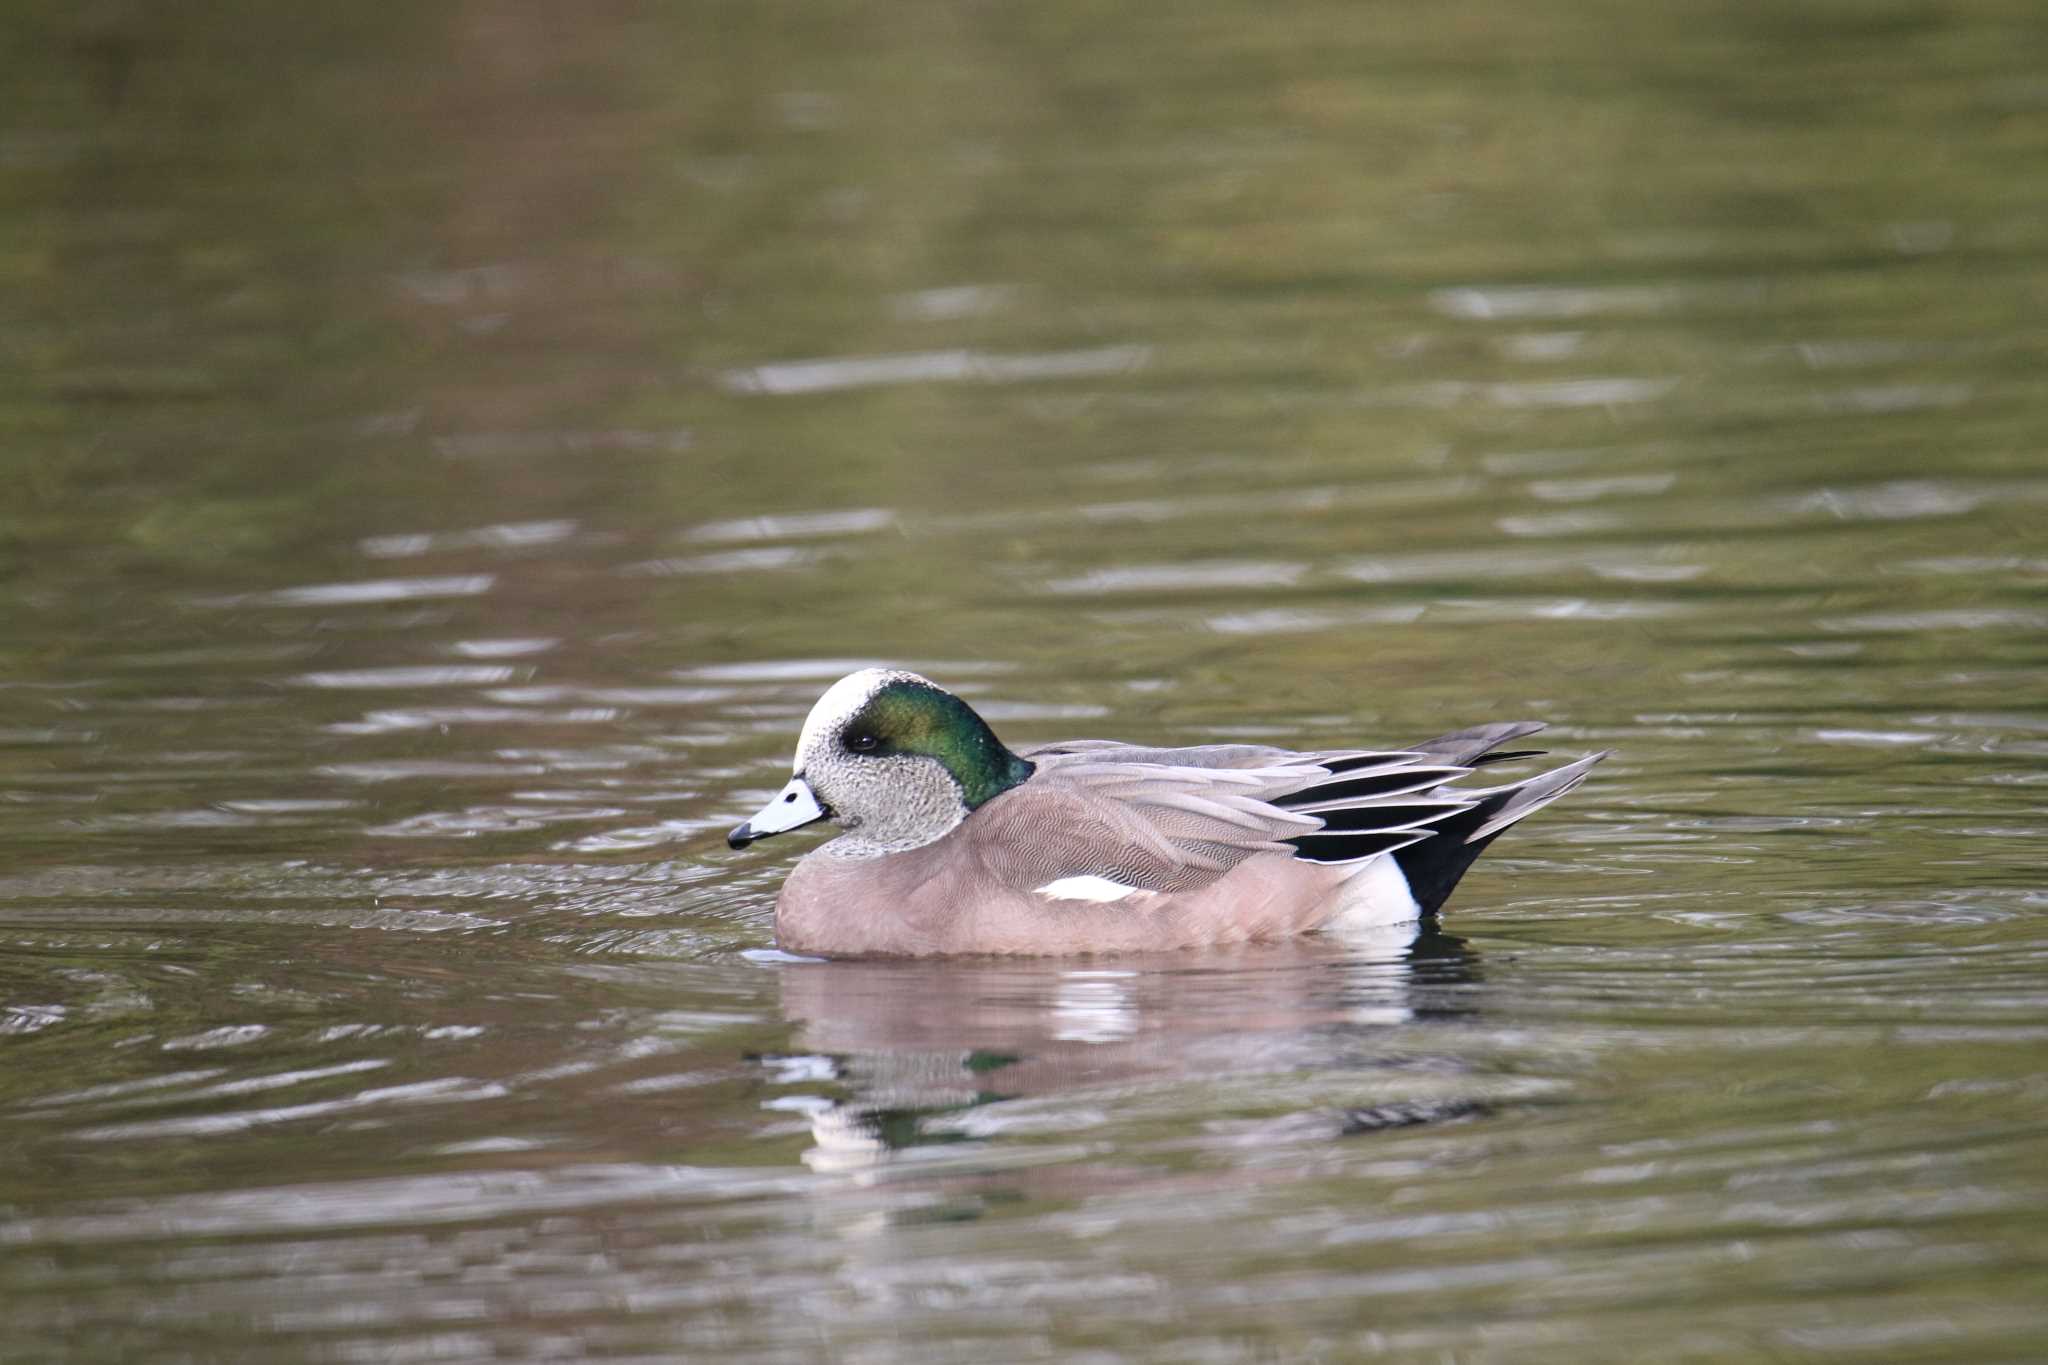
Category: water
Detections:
[{"x1": 5, "y1": 1, "x2": 2048, "y2": 1360}]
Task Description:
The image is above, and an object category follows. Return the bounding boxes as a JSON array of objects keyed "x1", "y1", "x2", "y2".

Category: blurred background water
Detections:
[{"x1": 4, "y1": 1, "x2": 2047, "y2": 1360}]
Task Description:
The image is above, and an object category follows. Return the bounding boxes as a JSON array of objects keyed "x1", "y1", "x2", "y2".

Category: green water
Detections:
[{"x1": 4, "y1": 2, "x2": 2047, "y2": 1360}]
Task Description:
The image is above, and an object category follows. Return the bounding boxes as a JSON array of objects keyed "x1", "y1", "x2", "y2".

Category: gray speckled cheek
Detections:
[{"x1": 808, "y1": 751, "x2": 968, "y2": 855}]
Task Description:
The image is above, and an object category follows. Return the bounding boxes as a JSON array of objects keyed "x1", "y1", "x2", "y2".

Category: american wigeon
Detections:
[{"x1": 729, "y1": 668, "x2": 1607, "y2": 957}]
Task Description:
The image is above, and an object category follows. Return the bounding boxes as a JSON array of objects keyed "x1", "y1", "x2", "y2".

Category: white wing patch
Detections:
[{"x1": 1035, "y1": 875, "x2": 1144, "y2": 903}]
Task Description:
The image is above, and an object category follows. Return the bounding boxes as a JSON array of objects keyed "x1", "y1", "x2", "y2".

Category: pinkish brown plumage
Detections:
[{"x1": 728, "y1": 668, "x2": 1607, "y2": 958}]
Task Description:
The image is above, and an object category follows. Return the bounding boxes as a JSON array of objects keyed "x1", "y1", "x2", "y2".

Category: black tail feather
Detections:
[
  {"x1": 1469, "y1": 748, "x2": 1546, "y2": 767},
  {"x1": 1274, "y1": 765, "x2": 1468, "y2": 808},
  {"x1": 1390, "y1": 748, "x2": 1609, "y2": 913},
  {"x1": 1317, "y1": 751, "x2": 1431, "y2": 775},
  {"x1": 1390, "y1": 795, "x2": 1518, "y2": 915},
  {"x1": 1272, "y1": 731, "x2": 1606, "y2": 900},
  {"x1": 1296, "y1": 800, "x2": 1470, "y2": 834},
  {"x1": 1285, "y1": 829, "x2": 1427, "y2": 864}
]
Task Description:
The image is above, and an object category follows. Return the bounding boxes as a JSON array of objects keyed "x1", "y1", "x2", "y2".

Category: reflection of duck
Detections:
[
  {"x1": 763, "y1": 926, "x2": 1485, "y2": 1174},
  {"x1": 729, "y1": 669, "x2": 1606, "y2": 956}
]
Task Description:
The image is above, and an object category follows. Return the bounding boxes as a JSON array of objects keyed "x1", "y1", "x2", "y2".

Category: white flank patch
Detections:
[
  {"x1": 1325, "y1": 854, "x2": 1422, "y2": 930},
  {"x1": 1035, "y1": 875, "x2": 1143, "y2": 903}
]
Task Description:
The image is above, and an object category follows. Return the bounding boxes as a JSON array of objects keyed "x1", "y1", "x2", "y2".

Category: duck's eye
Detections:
[{"x1": 845, "y1": 731, "x2": 879, "y2": 754}]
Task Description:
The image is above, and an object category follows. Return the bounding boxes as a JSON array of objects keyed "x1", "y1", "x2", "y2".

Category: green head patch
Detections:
[{"x1": 841, "y1": 679, "x2": 1035, "y2": 808}]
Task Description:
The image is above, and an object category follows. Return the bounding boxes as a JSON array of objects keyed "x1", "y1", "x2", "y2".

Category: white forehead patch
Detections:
[{"x1": 793, "y1": 668, "x2": 930, "y2": 768}]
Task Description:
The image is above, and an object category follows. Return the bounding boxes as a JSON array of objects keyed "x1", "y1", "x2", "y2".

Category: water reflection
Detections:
[{"x1": 770, "y1": 927, "x2": 1485, "y2": 1177}]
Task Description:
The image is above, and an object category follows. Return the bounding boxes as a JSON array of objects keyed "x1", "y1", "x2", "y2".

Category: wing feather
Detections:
[{"x1": 985, "y1": 724, "x2": 1601, "y2": 892}]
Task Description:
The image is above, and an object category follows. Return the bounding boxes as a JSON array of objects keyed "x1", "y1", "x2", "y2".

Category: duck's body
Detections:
[
  {"x1": 775, "y1": 747, "x2": 1394, "y2": 956},
  {"x1": 729, "y1": 670, "x2": 1606, "y2": 958}
]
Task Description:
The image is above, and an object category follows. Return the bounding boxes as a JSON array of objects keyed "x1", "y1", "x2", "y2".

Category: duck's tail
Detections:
[{"x1": 1390, "y1": 728, "x2": 1608, "y2": 914}]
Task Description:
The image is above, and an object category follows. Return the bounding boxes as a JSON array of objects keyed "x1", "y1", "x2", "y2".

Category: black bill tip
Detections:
[{"x1": 726, "y1": 821, "x2": 757, "y2": 850}]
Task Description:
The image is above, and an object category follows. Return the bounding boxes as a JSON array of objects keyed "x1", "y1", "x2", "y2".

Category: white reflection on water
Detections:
[
  {"x1": 1375, "y1": 377, "x2": 1679, "y2": 408},
  {"x1": 1, "y1": 1004, "x2": 66, "y2": 1035},
  {"x1": 20, "y1": 1069, "x2": 227, "y2": 1111},
  {"x1": 294, "y1": 665, "x2": 518, "y2": 689},
  {"x1": 197, "y1": 575, "x2": 495, "y2": 608},
  {"x1": 1497, "y1": 330, "x2": 1587, "y2": 360},
  {"x1": 1782, "y1": 338, "x2": 1954, "y2": 369},
  {"x1": 888, "y1": 284, "x2": 1017, "y2": 320},
  {"x1": 0, "y1": 1164, "x2": 813, "y2": 1245},
  {"x1": 1813, "y1": 383, "x2": 1972, "y2": 414},
  {"x1": 719, "y1": 344, "x2": 1149, "y2": 395},
  {"x1": 447, "y1": 637, "x2": 559, "y2": 658},
  {"x1": 320, "y1": 759, "x2": 550, "y2": 781},
  {"x1": 428, "y1": 429, "x2": 692, "y2": 460},
  {"x1": 1430, "y1": 283, "x2": 1686, "y2": 319},
  {"x1": 358, "y1": 519, "x2": 579, "y2": 558},
  {"x1": 1205, "y1": 605, "x2": 1425, "y2": 636},
  {"x1": 1527, "y1": 473, "x2": 1677, "y2": 501},
  {"x1": 481, "y1": 685, "x2": 734, "y2": 706},
  {"x1": 159, "y1": 1025, "x2": 271, "y2": 1052},
  {"x1": 1052, "y1": 970, "x2": 1140, "y2": 1044},
  {"x1": 1790, "y1": 480, "x2": 1984, "y2": 521},
  {"x1": 1495, "y1": 510, "x2": 1627, "y2": 537},
  {"x1": 680, "y1": 507, "x2": 896, "y2": 542},
  {"x1": 365, "y1": 805, "x2": 626, "y2": 838},
  {"x1": 1886, "y1": 555, "x2": 2048, "y2": 577},
  {"x1": 620, "y1": 546, "x2": 820, "y2": 576},
  {"x1": 1340, "y1": 546, "x2": 1702, "y2": 584},
  {"x1": 326, "y1": 706, "x2": 620, "y2": 735},
  {"x1": 553, "y1": 818, "x2": 730, "y2": 853},
  {"x1": 1044, "y1": 560, "x2": 1307, "y2": 594},
  {"x1": 1810, "y1": 728, "x2": 1944, "y2": 748},
  {"x1": 1819, "y1": 608, "x2": 2048, "y2": 633}
]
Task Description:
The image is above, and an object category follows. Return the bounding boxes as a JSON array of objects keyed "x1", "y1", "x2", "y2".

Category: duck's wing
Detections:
[
  {"x1": 1020, "y1": 739, "x2": 1292, "y2": 768},
  {"x1": 973, "y1": 751, "x2": 1480, "y2": 897},
  {"x1": 970, "y1": 760, "x2": 1312, "y2": 896},
  {"x1": 1027, "y1": 724, "x2": 1553, "y2": 770},
  {"x1": 1002, "y1": 726, "x2": 1607, "y2": 913}
]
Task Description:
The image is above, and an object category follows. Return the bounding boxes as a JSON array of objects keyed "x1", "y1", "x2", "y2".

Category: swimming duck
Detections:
[{"x1": 728, "y1": 668, "x2": 1607, "y2": 957}]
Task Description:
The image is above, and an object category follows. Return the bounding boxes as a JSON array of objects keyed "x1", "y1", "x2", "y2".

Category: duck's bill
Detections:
[{"x1": 727, "y1": 775, "x2": 828, "y2": 849}]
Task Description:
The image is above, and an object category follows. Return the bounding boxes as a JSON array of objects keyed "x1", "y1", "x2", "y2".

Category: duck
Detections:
[{"x1": 728, "y1": 668, "x2": 1608, "y2": 957}]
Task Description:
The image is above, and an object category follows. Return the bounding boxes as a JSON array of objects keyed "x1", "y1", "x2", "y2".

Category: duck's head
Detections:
[{"x1": 727, "y1": 668, "x2": 1035, "y2": 855}]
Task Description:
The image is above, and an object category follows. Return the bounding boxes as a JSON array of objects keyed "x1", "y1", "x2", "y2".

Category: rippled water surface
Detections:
[{"x1": 5, "y1": 3, "x2": 2048, "y2": 1361}]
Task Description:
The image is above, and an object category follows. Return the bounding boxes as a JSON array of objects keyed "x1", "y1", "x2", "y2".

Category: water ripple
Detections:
[
  {"x1": 720, "y1": 344, "x2": 1149, "y2": 395},
  {"x1": 1044, "y1": 560, "x2": 1307, "y2": 595},
  {"x1": 198, "y1": 575, "x2": 495, "y2": 608}
]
